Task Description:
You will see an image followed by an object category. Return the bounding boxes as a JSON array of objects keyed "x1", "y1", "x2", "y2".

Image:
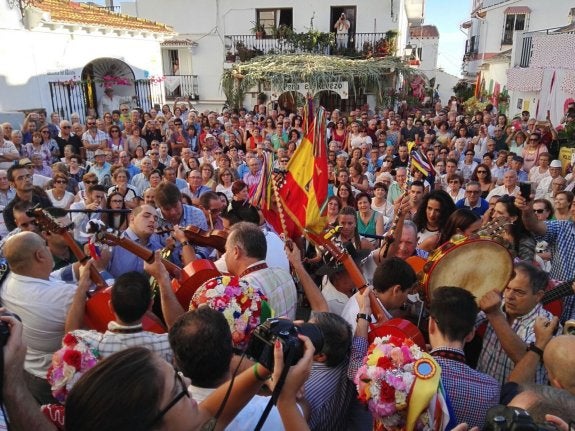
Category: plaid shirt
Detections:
[
  {"x1": 71, "y1": 321, "x2": 172, "y2": 362},
  {"x1": 242, "y1": 262, "x2": 297, "y2": 320},
  {"x1": 431, "y1": 347, "x2": 500, "y2": 429},
  {"x1": 538, "y1": 220, "x2": 575, "y2": 323},
  {"x1": 477, "y1": 303, "x2": 554, "y2": 385}
]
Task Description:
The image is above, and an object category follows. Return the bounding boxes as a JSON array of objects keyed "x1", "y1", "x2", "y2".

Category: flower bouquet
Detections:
[
  {"x1": 355, "y1": 335, "x2": 444, "y2": 431},
  {"x1": 47, "y1": 333, "x2": 100, "y2": 403},
  {"x1": 191, "y1": 275, "x2": 272, "y2": 350}
]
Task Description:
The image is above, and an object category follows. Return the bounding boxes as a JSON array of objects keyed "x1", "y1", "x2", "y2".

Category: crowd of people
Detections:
[{"x1": 0, "y1": 95, "x2": 575, "y2": 430}]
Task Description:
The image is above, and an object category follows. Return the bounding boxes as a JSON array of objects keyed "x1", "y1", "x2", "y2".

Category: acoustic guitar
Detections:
[
  {"x1": 31, "y1": 208, "x2": 165, "y2": 333},
  {"x1": 305, "y1": 228, "x2": 426, "y2": 349}
]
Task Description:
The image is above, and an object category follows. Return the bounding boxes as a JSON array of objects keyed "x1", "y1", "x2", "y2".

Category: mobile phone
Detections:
[{"x1": 519, "y1": 182, "x2": 532, "y2": 201}]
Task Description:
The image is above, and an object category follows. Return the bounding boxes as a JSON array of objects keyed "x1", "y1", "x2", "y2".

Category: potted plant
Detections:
[
  {"x1": 250, "y1": 21, "x2": 266, "y2": 39},
  {"x1": 225, "y1": 51, "x2": 236, "y2": 62}
]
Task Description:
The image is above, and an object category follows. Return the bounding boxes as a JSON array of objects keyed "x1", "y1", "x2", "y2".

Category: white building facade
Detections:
[
  {"x1": 0, "y1": 0, "x2": 173, "y2": 123},
  {"x1": 120, "y1": 0, "x2": 425, "y2": 110},
  {"x1": 461, "y1": 0, "x2": 573, "y2": 117}
]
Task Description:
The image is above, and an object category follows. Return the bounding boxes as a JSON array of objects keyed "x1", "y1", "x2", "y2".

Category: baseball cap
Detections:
[{"x1": 15, "y1": 158, "x2": 33, "y2": 167}]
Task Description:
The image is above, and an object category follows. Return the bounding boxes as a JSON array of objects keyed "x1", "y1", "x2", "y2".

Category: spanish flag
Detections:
[{"x1": 277, "y1": 105, "x2": 329, "y2": 235}]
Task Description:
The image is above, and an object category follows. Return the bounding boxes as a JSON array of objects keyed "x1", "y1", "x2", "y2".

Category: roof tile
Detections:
[{"x1": 31, "y1": 0, "x2": 173, "y2": 33}]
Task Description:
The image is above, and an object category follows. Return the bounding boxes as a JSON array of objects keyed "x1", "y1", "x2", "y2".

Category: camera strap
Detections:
[{"x1": 253, "y1": 347, "x2": 296, "y2": 431}]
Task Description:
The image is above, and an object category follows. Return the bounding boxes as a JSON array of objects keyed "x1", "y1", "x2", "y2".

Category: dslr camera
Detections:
[
  {"x1": 245, "y1": 318, "x2": 324, "y2": 372},
  {"x1": 484, "y1": 405, "x2": 559, "y2": 431},
  {"x1": 0, "y1": 310, "x2": 21, "y2": 347}
]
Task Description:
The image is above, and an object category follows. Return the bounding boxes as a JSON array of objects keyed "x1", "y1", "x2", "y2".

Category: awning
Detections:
[{"x1": 504, "y1": 6, "x2": 531, "y2": 15}]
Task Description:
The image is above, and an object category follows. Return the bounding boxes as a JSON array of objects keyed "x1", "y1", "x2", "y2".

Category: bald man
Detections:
[
  {"x1": 544, "y1": 335, "x2": 575, "y2": 395},
  {"x1": 0, "y1": 231, "x2": 89, "y2": 404}
]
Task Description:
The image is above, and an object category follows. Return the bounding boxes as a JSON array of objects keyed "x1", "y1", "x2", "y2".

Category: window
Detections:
[
  {"x1": 256, "y1": 8, "x2": 293, "y2": 36},
  {"x1": 503, "y1": 14, "x2": 526, "y2": 45}
]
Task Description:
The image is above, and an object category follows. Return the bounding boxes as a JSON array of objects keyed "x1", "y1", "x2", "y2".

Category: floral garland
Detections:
[
  {"x1": 355, "y1": 335, "x2": 432, "y2": 431},
  {"x1": 190, "y1": 275, "x2": 272, "y2": 350},
  {"x1": 46, "y1": 333, "x2": 100, "y2": 403},
  {"x1": 57, "y1": 75, "x2": 167, "y2": 89}
]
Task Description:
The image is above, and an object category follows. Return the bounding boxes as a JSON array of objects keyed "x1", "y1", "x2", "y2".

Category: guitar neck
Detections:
[
  {"x1": 104, "y1": 234, "x2": 182, "y2": 278},
  {"x1": 542, "y1": 279, "x2": 574, "y2": 305},
  {"x1": 61, "y1": 233, "x2": 108, "y2": 290},
  {"x1": 305, "y1": 230, "x2": 388, "y2": 324}
]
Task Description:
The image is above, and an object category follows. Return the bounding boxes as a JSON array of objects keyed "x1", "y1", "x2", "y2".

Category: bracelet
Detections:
[
  {"x1": 526, "y1": 342, "x2": 544, "y2": 363},
  {"x1": 356, "y1": 313, "x2": 371, "y2": 323},
  {"x1": 253, "y1": 363, "x2": 270, "y2": 381},
  {"x1": 181, "y1": 241, "x2": 191, "y2": 247}
]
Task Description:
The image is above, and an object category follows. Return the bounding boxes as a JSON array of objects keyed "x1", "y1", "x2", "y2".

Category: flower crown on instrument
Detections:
[
  {"x1": 190, "y1": 275, "x2": 272, "y2": 350},
  {"x1": 355, "y1": 335, "x2": 448, "y2": 431},
  {"x1": 47, "y1": 333, "x2": 100, "y2": 403}
]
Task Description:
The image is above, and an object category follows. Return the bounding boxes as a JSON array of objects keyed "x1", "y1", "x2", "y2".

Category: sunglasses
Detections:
[
  {"x1": 150, "y1": 152, "x2": 159, "y2": 155},
  {"x1": 84, "y1": 180, "x2": 98, "y2": 185},
  {"x1": 62, "y1": 126, "x2": 71, "y2": 129},
  {"x1": 55, "y1": 180, "x2": 68, "y2": 184},
  {"x1": 533, "y1": 209, "x2": 547, "y2": 214}
]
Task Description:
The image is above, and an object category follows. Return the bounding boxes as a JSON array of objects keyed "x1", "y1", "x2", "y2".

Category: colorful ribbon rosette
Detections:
[
  {"x1": 190, "y1": 275, "x2": 273, "y2": 351},
  {"x1": 355, "y1": 335, "x2": 452, "y2": 431}
]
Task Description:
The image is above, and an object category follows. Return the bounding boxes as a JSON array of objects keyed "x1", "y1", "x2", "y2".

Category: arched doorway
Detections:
[
  {"x1": 315, "y1": 90, "x2": 343, "y2": 112},
  {"x1": 276, "y1": 91, "x2": 305, "y2": 115},
  {"x1": 82, "y1": 58, "x2": 135, "y2": 117}
]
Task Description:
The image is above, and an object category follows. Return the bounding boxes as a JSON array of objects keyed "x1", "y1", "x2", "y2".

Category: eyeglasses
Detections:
[
  {"x1": 150, "y1": 152, "x2": 159, "y2": 155},
  {"x1": 477, "y1": 170, "x2": 487, "y2": 174},
  {"x1": 41, "y1": 131, "x2": 50, "y2": 134},
  {"x1": 448, "y1": 180, "x2": 460, "y2": 184},
  {"x1": 149, "y1": 370, "x2": 190, "y2": 426},
  {"x1": 14, "y1": 174, "x2": 33, "y2": 181},
  {"x1": 440, "y1": 151, "x2": 448, "y2": 154},
  {"x1": 55, "y1": 180, "x2": 68, "y2": 184},
  {"x1": 529, "y1": 138, "x2": 538, "y2": 141},
  {"x1": 466, "y1": 189, "x2": 480, "y2": 194},
  {"x1": 533, "y1": 209, "x2": 547, "y2": 214},
  {"x1": 361, "y1": 162, "x2": 368, "y2": 166},
  {"x1": 84, "y1": 180, "x2": 98, "y2": 185}
]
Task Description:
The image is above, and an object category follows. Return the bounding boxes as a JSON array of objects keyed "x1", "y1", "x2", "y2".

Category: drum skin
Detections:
[{"x1": 421, "y1": 237, "x2": 513, "y2": 304}]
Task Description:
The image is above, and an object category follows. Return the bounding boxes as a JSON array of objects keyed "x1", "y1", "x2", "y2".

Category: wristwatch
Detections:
[
  {"x1": 181, "y1": 240, "x2": 191, "y2": 247},
  {"x1": 526, "y1": 342, "x2": 544, "y2": 363},
  {"x1": 356, "y1": 313, "x2": 371, "y2": 323}
]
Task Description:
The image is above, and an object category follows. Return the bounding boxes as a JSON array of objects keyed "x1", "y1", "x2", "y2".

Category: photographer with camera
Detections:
[
  {"x1": 0, "y1": 310, "x2": 57, "y2": 430},
  {"x1": 334, "y1": 13, "x2": 351, "y2": 49}
]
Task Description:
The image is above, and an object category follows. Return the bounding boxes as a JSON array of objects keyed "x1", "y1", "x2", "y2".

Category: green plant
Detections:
[
  {"x1": 462, "y1": 96, "x2": 487, "y2": 115},
  {"x1": 453, "y1": 80, "x2": 475, "y2": 101},
  {"x1": 250, "y1": 21, "x2": 265, "y2": 34},
  {"x1": 272, "y1": 24, "x2": 293, "y2": 39},
  {"x1": 285, "y1": 29, "x2": 335, "y2": 53}
]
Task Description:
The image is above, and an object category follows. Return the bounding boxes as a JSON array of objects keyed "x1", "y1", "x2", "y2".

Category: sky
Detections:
[{"x1": 424, "y1": 0, "x2": 471, "y2": 77}]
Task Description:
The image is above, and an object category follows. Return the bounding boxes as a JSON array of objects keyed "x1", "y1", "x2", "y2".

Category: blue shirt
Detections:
[
  {"x1": 108, "y1": 228, "x2": 164, "y2": 279},
  {"x1": 455, "y1": 197, "x2": 489, "y2": 216},
  {"x1": 125, "y1": 164, "x2": 141, "y2": 181},
  {"x1": 157, "y1": 204, "x2": 210, "y2": 265}
]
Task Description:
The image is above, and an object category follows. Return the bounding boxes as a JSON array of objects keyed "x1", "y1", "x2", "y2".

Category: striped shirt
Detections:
[{"x1": 477, "y1": 303, "x2": 554, "y2": 385}]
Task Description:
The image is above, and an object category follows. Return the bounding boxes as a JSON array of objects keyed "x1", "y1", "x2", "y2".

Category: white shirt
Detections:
[
  {"x1": 341, "y1": 291, "x2": 392, "y2": 334},
  {"x1": 321, "y1": 276, "x2": 350, "y2": 316},
  {"x1": 190, "y1": 385, "x2": 286, "y2": 431},
  {"x1": 0, "y1": 272, "x2": 77, "y2": 378},
  {"x1": 486, "y1": 184, "x2": 520, "y2": 202}
]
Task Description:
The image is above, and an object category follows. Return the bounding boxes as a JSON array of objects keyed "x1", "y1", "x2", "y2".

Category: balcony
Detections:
[
  {"x1": 226, "y1": 32, "x2": 397, "y2": 61},
  {"x1": 162, "y1": 75, "x2": 199, "y2": 101}
]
